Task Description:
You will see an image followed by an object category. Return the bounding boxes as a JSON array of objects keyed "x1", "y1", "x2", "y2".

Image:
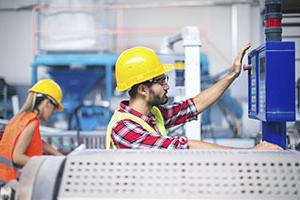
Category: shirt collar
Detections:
[{"x1": 119, "y1": 100, "x2": 156, "y2": 124}]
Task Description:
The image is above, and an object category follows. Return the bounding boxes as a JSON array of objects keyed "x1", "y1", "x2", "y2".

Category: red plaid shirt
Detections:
[{"x1": 111, "y1": 98, "x2": 198, "y2": 149}]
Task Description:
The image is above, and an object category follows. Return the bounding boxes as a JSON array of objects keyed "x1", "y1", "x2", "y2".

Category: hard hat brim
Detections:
[
  {"x1": 43, "y1": 93, "x2": 64, "y2": 112},
  {"x1": 162, "y1": 64, "x2": 174, "y2": 74},
  {"x1": 115, "y1": 63, "x2": 174, "y2": 92},
  {"x1": 115, "y1": 63, "x2": 175, "y2": 92},
  {"x1": 29, "y1": 90, "x2": 64, "y2": 112},
  {"x1": 28, "y1": 79, "x2": 63, "y2": 112},
  {"x1": 56, "y1": 102, "x2": 64, "y2": 112}
]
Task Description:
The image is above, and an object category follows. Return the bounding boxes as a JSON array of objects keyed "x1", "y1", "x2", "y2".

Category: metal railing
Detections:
[{"x1": 42, "y1": 129, "x2": 107, "y2": 153}]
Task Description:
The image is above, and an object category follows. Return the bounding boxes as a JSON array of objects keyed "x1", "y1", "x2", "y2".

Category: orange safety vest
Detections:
[{"x1": 0, "y1": 112, "x2": 43, "y2": 185}]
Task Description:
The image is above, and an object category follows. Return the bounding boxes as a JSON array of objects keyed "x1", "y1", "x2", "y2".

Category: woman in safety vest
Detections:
[{"x1": 0, "y1": 79, "x2": 64, "y2": 186}]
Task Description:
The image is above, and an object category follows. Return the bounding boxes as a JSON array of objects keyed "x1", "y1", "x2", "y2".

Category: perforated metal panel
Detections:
[{"x1": 58, "y1": 150, "x2": 300, "y2": 200}]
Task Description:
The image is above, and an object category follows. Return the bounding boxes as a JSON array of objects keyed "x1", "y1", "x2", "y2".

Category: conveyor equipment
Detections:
[{"x1": 12, "y1": 150, "x2": 300, "y2": 200}]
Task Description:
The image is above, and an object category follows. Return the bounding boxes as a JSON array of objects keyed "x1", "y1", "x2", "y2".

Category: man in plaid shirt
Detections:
[{"x1": 106, "y1": 44, "x2": 281, "y2": 150}]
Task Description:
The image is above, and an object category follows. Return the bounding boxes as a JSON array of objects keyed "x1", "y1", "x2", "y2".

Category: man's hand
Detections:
[
  {"x1": 253, "y1": 141, "x2": 283, "y2": 151},
  {"x1": 230, "y1": 43, "x2": 251, "y2": 78},
  {"x1": 192, "y1": 42, "x2": 251, "y2": 113}
]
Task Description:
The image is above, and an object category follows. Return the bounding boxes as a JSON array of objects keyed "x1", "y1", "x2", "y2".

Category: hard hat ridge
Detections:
[{"x1": 115, "y1": 46, "x2": 174, "y2": 92}]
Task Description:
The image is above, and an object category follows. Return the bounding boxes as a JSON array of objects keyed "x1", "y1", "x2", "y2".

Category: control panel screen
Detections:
[
  {"x1": 259, "y1": 56, "x2": 266, "y2": 115},
  {"x1": 250, "y1": 56, "x2": 257, "y2": 114},
  {"x1": 260, "y1": 57, "x2": 265, "y2": 75}
]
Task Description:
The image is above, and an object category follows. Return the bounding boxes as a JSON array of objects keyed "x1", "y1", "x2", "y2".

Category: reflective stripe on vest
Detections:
[
  {"x1": 150, "y1": 106, "x2": 167, "y2": 136},
  {"x1": 0, "y1": 157, "x2": 18, "y2": 186},
  {"x1": 0, "y1": 112, "x2": 41, "y2": 184},
  {"x1": 106, "y1": 106, "x2": 167, "y2": 149}
]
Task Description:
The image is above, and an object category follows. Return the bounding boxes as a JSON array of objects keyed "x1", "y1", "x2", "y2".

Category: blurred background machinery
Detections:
[
  {"x1": 0, "y1": 78, "x2": 16, "y2": 120},
  {"x1": 159, "y1": 27, "x2": 252, "y2": 148},
  {"x1": 162, "y1": 53, "x2": 244, "y2": 139},
  {"x1": 29, "y1": 0, "x2": 118, "y2": 149}
]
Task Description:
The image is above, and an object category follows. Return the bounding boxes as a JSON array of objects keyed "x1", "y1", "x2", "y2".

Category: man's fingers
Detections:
[
  {"x1": 240, "y1": 44, "x2": 251, "y2": 56},
  {"x1": 244, "y1": 43, "x2": 251, "y2": 50},
  {"x1": 260, "y1": 141, "x2": 283, "y2": 151},
  {"x1": 235, "y1": 43, "x2": 251, "y2": 63},
  {"x1": 241, "y1": 43, "x2": 251, "y2": 52},
  {"x1": 231, "y1": 43, "x2": 252, "y2": 77}
]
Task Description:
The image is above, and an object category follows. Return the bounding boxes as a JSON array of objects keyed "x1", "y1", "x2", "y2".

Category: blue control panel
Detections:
[{"x1": 248, "y1": 41, "x2": 295, "y2": 122}]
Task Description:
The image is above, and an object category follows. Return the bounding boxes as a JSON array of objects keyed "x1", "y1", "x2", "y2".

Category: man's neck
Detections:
[{"x1": 129, "y1": 98, "x2": 152, "y2": 116}]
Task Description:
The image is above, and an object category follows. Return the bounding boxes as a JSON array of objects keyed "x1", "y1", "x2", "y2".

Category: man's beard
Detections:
[{"x1": 148, "y1": 89, "x2": 168, "y2": 106}]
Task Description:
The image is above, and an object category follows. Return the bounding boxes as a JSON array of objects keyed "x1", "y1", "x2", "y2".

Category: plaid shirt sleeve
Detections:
[
  {"x1": 111, "y1": 119, "x2": 189, "y2": 149},
  {"x1": 158, "y1": 98, "x2": 198, "y2": 129}
]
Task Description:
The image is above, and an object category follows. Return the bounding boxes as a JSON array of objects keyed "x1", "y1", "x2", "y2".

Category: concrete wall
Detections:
[{"x1": 0, "y1": 7, "x2": 33, "y2": 84}]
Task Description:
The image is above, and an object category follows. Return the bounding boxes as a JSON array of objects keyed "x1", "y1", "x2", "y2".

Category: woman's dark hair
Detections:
[{"x1": 34, "y1": 94, "x2": 46, "y2": 110}]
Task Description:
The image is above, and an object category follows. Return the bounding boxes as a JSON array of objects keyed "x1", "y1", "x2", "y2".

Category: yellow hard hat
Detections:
[
  {"x1": 29, "y1": 79, "x2": 63, "y2": 111},
  {"x1": 115, "y1": 46, "x2": 174, "y2": 92}
]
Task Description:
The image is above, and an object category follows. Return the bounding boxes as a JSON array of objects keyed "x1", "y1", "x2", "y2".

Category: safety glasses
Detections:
[
  {"x1": 148, "y1": 75, "x2": 169, "y2": 86},
  {"x1": 45, "y1": 96, "x2": 58, "y2": 110}
]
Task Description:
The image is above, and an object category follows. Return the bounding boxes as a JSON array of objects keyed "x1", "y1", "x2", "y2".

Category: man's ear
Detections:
[{"x1": 137, "y1": 84, "x2": 149, "y2": 96}]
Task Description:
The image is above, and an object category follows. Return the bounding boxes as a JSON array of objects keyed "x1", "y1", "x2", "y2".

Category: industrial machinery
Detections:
[
  {"x1": 0, "y1": 78, "x2": 8, "y2": 119},
  {"x1": 245, "y1": 0, "x2": 296, "y2": 149},
  {"x1": 0, "y1": 78, "x2": 16, "y2": 120},
  {"x1": 32, "y1": 56, "x2": 116, "y2": 130},
  {"x1": 3, "y1": 150, "x2": 300, "y2": 200},
  {"x1": 247, "y1": 41, "x2": 295, "y2": 149}
]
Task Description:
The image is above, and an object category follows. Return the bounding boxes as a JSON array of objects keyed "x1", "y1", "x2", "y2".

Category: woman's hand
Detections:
[{"x1": 42, "y1": 140, "x2": 64, "y2": 156}]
